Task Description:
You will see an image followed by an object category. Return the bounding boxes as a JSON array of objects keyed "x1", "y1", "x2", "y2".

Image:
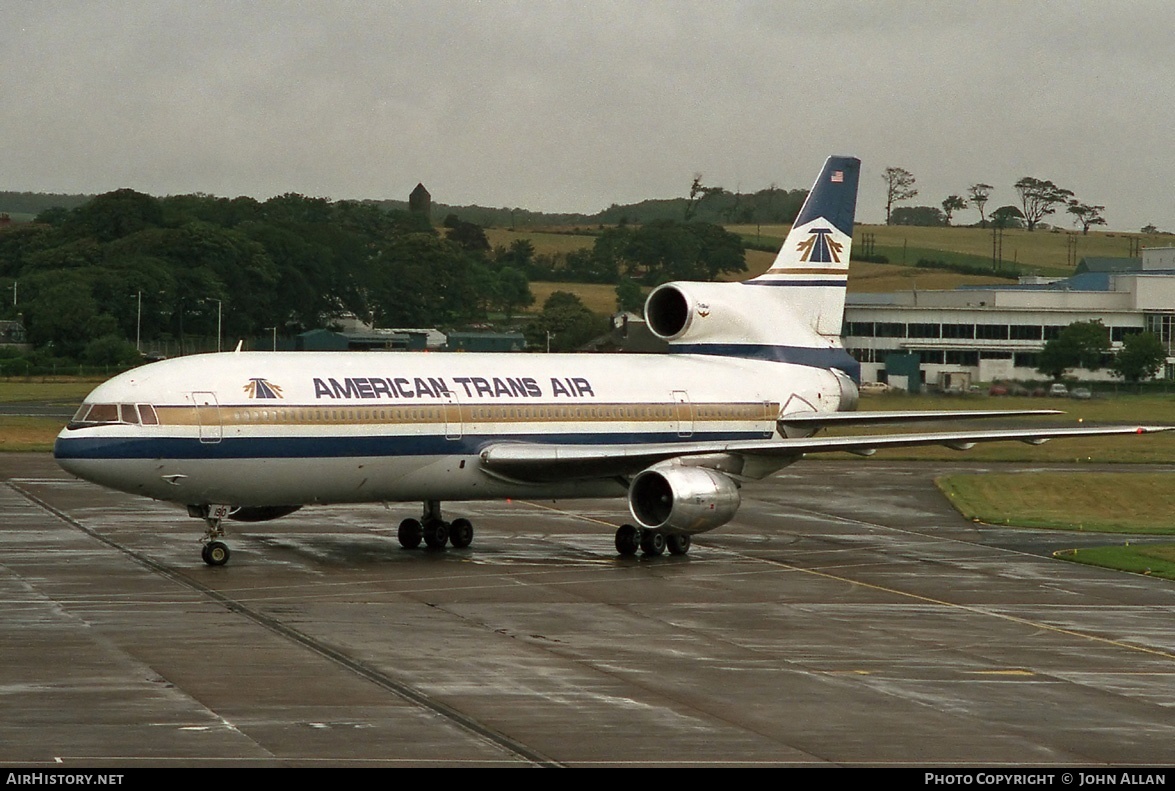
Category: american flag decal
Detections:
[{"x1": 831, "y1": 171, "x2": 844, "y2": 183}]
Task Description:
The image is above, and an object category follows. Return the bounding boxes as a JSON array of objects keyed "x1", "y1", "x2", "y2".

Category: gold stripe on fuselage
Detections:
[{"x1": 151, "y1": 401, "x2": 780, "y2": 428}]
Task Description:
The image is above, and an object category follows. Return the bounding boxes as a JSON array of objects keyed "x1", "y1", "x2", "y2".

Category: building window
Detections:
[
  {"x1": 976, "y1": 324, "x2": 1010, "y2": 340},
  {"x1": 1143, "y1": 313, "x2": 1175, "y2": 352},
  {"x1": 874, "y1": 322, "x2": 906, "y2": 338},
  {"x1": 907, "y1": 323, "x2": 941, "y2": 338},
  {"x1": 1010, "y1": 325, "x2": 1043, "y2": 340},
  {"x1": 942, "y1": 324, "x2": 975, "y2": 339},
  {"x1": 945, "y1": 350, "x2": 979, "y2": 366}
]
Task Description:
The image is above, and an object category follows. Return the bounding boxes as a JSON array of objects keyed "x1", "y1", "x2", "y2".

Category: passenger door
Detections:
[{"x1": 190, "y1": 391, "x2": 222, "y2": 444}]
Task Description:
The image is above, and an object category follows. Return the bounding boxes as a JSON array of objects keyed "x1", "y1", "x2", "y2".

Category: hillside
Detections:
[{"x1": 490, "y1": 221, "x2": 1171, "y2": 313}]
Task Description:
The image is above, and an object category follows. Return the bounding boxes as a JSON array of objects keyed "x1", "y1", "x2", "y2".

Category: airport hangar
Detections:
[{"x1": 844, "y1": 246, "x2": 1175, "y2": 389}]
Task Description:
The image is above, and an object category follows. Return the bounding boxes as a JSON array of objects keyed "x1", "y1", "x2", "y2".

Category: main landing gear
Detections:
[
  {"x1": 614, "y1": 524, "x2": 691, "y2": 557},
  {"x1": 397, "y1": 500, "x2": 474, "y2": 551}
]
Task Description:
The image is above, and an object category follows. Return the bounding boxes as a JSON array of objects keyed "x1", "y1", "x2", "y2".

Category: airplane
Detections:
[{"x1": 53, "y1": 156, "x2": 1167, "y2": 566}]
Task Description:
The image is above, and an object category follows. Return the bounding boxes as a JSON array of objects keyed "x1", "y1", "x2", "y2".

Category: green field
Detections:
[
  {"x1": 0, "y1": 379, "x2": 100, "y2": 404},
  {"x1": 731, "y1": 223, "x2": 1162, "y2": 273},
  {"x1": 484, "y1": 220, "x2": 1166, "y2": 310},
  {"x1": 938, "y1": 469, "x2": 1175, "y2": 582},
  {"x1": 1057, "y1": 544, "x2": 1175, "y2": 582},
  {"x1": 937, "y1": 470, "x2": 1175, "y2": 581},
  {"x1": 936, "y1": 472, "x2": 1175, "y2": 533},
  {"x1": 833, "y1": 392, "x2": 1175, "y2": 464}
]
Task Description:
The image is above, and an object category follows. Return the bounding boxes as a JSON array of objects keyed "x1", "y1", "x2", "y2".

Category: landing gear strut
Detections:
[
  {"x1": 397, "y1": 501, "x2": 474, "y2": 551},
  {"x1": 615, "y1": 524, "x2": 691, "y2": 557},
  {"x1": 191, "y1": 504, "x2": 232, "y2": 566}
]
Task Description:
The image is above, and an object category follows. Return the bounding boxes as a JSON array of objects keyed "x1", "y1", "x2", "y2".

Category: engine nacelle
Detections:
[
  {"x1": 228, "y1": 505, "x2": 303, "y2": 522},
  {"x1": 646, "y1": 281, "x2": 804, "y2": 345},
  {"x1": 628, "y1": 464, "x2": 741, "y2": 535}
]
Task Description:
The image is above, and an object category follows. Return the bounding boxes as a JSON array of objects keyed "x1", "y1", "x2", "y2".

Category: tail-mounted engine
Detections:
[
  {"x1": 644, "y1": 280, "x2": 829, "y2": 351},
  {"x1": 628, "y1": 463, "x2": 741, "y2": 535}
]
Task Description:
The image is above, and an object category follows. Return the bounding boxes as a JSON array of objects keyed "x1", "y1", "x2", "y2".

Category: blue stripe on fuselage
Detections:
[
  {"x1": 53, "y1": 429, "x2": 768, "y2": 461},
  {"x1": 669, "y1": 343, "x2": 860, "y2": 381}
]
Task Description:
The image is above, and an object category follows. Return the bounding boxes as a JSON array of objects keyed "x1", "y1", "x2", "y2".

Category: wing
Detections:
[
  {"x1": 777, "y1": 408, "x2": 1063, "y2": 429},
  {"x1": 480, "y1": 424, "x2": 1169, "y2": 483}
]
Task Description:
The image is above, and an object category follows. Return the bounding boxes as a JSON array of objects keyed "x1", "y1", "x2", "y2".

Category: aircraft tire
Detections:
[
  {"x1": 449, "y1": 518, "x2": 474, "y2": 548},
  {"x1": 666, "y1": 533, "x2": 691, "y2": 555},
  {"x1": 615, "y1": 524, "x2": 641, "y2": 556},
  {"x1": 204, "y1": 540, "x2": 230, "y2": 566},
  {"x1": 398, "y1": 518, "x2": 423, "y2": 549},
  {"x1": 640, "y1": 529, "x2": 666, "y2": 557},
  {"x1": 423, "y1": 520, "x2": 449, "y2": 550}
]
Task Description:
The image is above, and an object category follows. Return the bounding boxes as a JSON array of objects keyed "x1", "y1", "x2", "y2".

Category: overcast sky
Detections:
[{"x1": 4, "y1": 1, "x2": 1173, "y2": 231}]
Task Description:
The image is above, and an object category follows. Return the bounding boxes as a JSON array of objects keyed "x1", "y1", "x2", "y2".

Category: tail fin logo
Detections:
[
  {"x1": 796, "y1": 227, "x2": 843, "y2": 263},
  {"x1": 244, "y1": 378, "x2": 284, "y2": 399}
]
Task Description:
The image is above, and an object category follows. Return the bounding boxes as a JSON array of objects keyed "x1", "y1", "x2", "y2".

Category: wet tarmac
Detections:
[{"x1": 2, "y1": 454, "x2": 1174, "y2": 767}]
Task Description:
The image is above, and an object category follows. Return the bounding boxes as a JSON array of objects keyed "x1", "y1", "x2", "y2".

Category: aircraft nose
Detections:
[{"x1": 53, "y1": 430, "x2": 82, "y2": 474}]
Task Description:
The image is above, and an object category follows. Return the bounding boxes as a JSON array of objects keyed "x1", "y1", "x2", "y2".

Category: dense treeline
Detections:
[
  {"x1": 5, "y1": 181, "x2": 808, "y2": 231},
  {"x1": 492, "y1": 221, "x2": 746, "y2": 286},
  {"x1": 0, "y1": 191, "x2": 93, "y2": 217},
  {"x1": 0, "y1": 184, "x2": 756, "y2": 363},
  {"x1": 0, "y1": 189, "x2": 520, "y2": 362}
]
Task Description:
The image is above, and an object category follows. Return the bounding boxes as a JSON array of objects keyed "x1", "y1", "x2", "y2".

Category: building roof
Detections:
[{"x1": 1075, "y1": 256, "x2": 1140, "y2": 274}]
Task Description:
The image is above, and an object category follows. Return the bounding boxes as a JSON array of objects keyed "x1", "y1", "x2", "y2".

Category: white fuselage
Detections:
[{"x1": 54, "y1": 350, "x2": 846, "y2": 508}]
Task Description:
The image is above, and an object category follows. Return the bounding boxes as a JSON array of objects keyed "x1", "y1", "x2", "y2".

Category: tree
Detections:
[
  {"x1": 615, "y1": 278, "x2": 645, "y2": 313},
  {"x1": 591, "y1": 220, "x2": 745, "y2": 285},
  {"x1": 991, "y1": 205, "x2": 1025, "y2": 229},
  {"x1": 684, "y1": 174, "x2": 726, "y2": 222},
  {"x1": 442, "y1": 214, "x2": 490, "y2": 251},
  {"x1": 1067, "y1": 201, "x2": 1107, "y2": 235},
  {"x1": 882, "y1": 167, "x2": 917, "y2": 225},
  {"x1": 494, "y1": 266, "x2": 534, "y2": 319},
  {"x1": 941, "y1": 195, "x2": 967, "y2": 226},
  {"x1": 968, "y1": 183, "x2": 994, "y2": 227},
  {"x1": 525, "y1": 291, "x2": 609, "y2": 352},
  {"x1": 1111, "y1": 331, "x2": 1166, "y2": 386},
  {"x1": 1036, "y1": 320, "x2": 1110, "y2": 380},
  {"x1": 890, "y1": 206, "x2": 946, "y2": 227},
  {"x1": 1013, "y1": 177, "x2": 1073, "y2": 231}
]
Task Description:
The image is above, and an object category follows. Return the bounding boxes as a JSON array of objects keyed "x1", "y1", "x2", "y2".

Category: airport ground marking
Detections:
[
  {"x1": 765, "y1": 501, "x2": 1175, "y2": 664},
  {"x1": 6, "y1": 480, "x2": 562, "y2": 768}
]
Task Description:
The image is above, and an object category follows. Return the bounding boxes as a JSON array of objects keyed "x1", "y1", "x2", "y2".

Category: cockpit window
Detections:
[
  {"x1": 83, "y1": 404, "x2": 119, "y2": 423},
  {"x1": 67, "y1": 403, "x2": 159, "y2": 430}
]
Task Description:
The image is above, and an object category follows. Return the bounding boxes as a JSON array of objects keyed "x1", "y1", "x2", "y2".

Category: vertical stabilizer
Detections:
[{"x1": 747, "y1": 156, "x2": 860, "y2": 337}]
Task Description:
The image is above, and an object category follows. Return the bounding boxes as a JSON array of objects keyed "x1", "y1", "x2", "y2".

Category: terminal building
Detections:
[{"x1": 843, "y1": 247, "x2": 1175, "y2": 389}]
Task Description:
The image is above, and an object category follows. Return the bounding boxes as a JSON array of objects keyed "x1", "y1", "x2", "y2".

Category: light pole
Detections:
[
  {"x1": 214, "y1": 299, "x2": 222, "y2": 352},
  {"x1": 135, "y1": 290, "x2": 142, "y2": 353},
  {"x1": 266, "y1": 326, "x2": 276, "y2": 351}
]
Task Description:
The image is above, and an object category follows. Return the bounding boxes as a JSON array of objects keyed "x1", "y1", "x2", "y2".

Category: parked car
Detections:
[
  {"x1": 1048, "y1": 383, "x2": 1069, "y2": 397},
  {"x1": 860, "y1": 381, "x2": 893, "y2": 394},
  {"x1": 988, "y1": 384, "x2": 1008, "y2": 396},
  {"x1": 1071, "y1": 387, "x2": 1092, "y2": 400}
]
